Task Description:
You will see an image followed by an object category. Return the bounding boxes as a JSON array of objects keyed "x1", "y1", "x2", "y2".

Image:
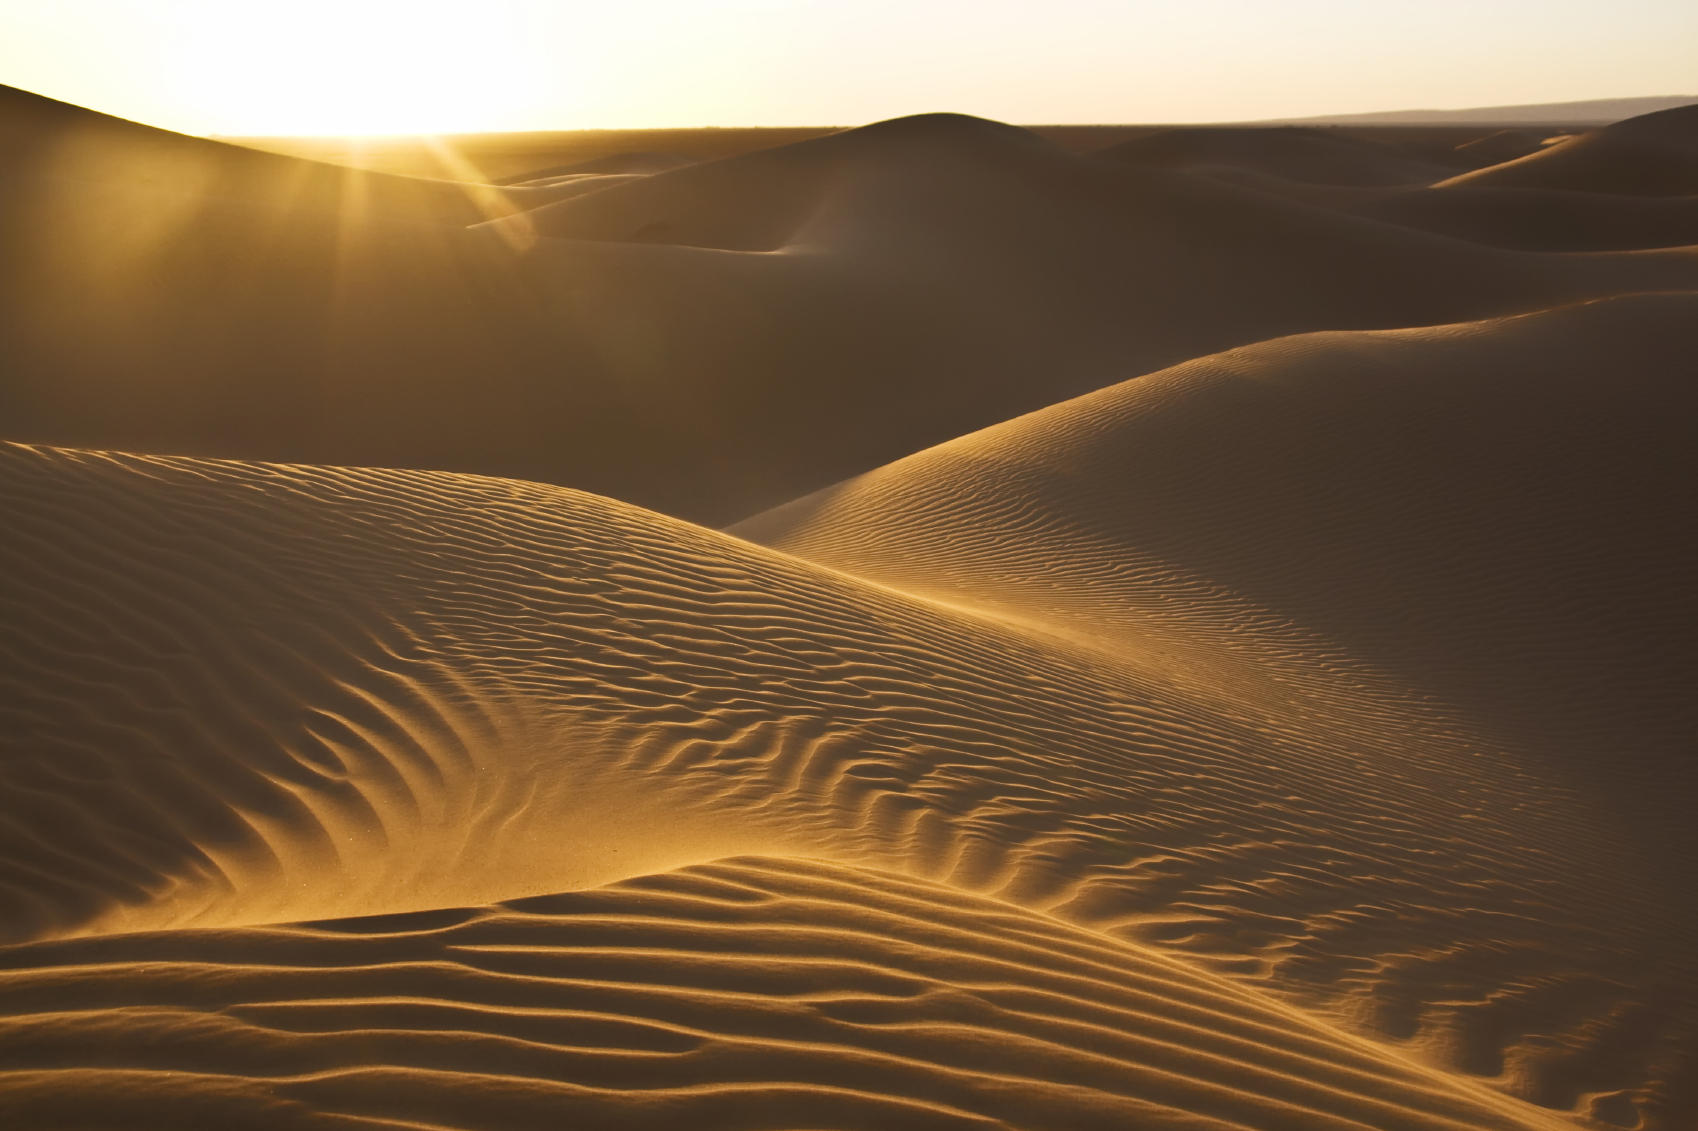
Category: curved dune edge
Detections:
[
  {"x1": 0, "y1": 855, "x2": 1572, "y2": 1131},
  {"x1": 729, "y1": 292, "x2": 1698, "y2": 774},
  {"x1": 1, "y1": 295, "x2": 1693, "y2": 1127},
  {"x1": 9, "y1": 96, "x2": 1698, "y2": 525},
  {"x1": 1435, "y1": 103, "x2": 1698, "y2": 195},
  {"x1": 729, "y1": 291, "x2": 1698, "y2": 1127}
]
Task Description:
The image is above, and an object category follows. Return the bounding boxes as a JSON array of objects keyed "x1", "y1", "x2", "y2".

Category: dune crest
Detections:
[
  {"x1": 0, "y1": 856, "x2": 1577, "y2": 1131},
  {"x1": 1436, "y1": 103, "x2": 1698, "y2": 195},
  {"x1": 5, "y1": 92, "x2": 1698, "y2": 522},
  {"x1": 734, "y1": 293, "x2": 1698, "y2": 1123}
]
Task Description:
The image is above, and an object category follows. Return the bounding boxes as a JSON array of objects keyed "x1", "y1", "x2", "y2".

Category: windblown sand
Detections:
[{"x1": 1, "y1": 87, "x2": 1695, "y2": 1129}]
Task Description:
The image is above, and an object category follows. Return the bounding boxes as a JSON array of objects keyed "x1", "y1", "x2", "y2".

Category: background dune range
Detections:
[{"x1": 0, "y1": 87, "x2": 1695, "y2": 1130}]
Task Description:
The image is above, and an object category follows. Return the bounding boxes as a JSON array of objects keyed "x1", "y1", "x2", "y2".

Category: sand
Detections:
[
  {"x1": 1437, "y1": 103, "x2": 1698, "y2": 195},
  {"x1": 0, "y1": 85, "x2": 1695, "y2": 1130}
]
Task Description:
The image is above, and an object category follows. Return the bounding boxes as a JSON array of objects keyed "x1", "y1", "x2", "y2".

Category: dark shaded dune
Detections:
[
  {"x1": 733, "y1": 292, "x2": 1698, "y2": 835},
  {"x1": 1438, "y1": 103, "x2": 1698, "y2": 195},
  {"x1": 1088, "y1": 126, "x2": 1457, "y2": 186},
  {"x1": 0, "y1": 856, "x2": 1570, "y2": 1131},
  {"x1": 496, "y1": 111, "x2": 1062, "y2": 251},
  {"x1": 1346, "y1": 186, "x2": 1698, "y2": 251},
  {"x1": 496, "y1": 115, "x2": 1697, "y2": 516},
  {"x1": 7, "y1": 105, "x2": 1698, "y2": 524},
  {"x1": 0, "y1": 428, "x2": 1691, "y2": 1124},
  {"x1": 1151, "y1": 164, "x2": 1698, "y2": 252},
  {"x1": 734, "y1": 293, "x2": 1698, "y2": 1127}
]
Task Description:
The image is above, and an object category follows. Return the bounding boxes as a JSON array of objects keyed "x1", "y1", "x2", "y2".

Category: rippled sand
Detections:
[{"x1": 2, "y1": 86, "x2": 1695, "y2": 1129}]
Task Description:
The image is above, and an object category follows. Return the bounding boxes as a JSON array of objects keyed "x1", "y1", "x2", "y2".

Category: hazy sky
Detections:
[{"x1": 0, "y1": 0, "x2": 1693, "y2": 135}]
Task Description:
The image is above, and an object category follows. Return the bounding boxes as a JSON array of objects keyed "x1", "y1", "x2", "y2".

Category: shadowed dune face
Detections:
[
  {"x1": 1194, "y1": 167, "x2": 1698, "y2": 253},
  {"x1": 0, "y1": 857, "x2": 1571, "y2": 1131},
  {"x1": 1437, "y1": 103, "x2": 1698, "y2": 195},
  {"x1": 734, "y1": 294, "x2": 1698, "y2": 1125},
  {"x1": 1345, "y1": 186, "x2": 1698, "y2": 251},
  {"x1": 3, "y1": 286, "x2": 1696, "y2": 1129},
  {"x1": 1089, "y1": 126, "x2": 1458, "y2": 186},
  {"x1": 5, "y1": 95, "x2": 1698, "y2": 523},
  {"x1": 1128, "y1": 108, "x2": 1698, "y2": 253},
  {"x1": 731, "y1": 294, "x2": 1698, "y2": 793}
]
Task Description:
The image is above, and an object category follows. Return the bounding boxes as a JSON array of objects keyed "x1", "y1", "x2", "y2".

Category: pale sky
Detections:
[{"x1": 0, "y1": 0, "x2": 1693, "y2": 136}]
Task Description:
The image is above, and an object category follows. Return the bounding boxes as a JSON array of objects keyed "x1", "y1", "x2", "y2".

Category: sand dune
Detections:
[
  {"x1": 1089, "y1": 126, "x2": 1455, "y2": 186},
  {"x1": 1438, "y1": 103, "x2": 1698, "y2": 195},
  {"x1": 1274, "y1": 95, "x2": 1698, "y2": 127},
  {"x1": 1166, "y1": 171, "x2": 1698, "y2": 253},
  {"x1": 1451, "y1": 130, "x2": 1547, "y2": 167},
  {"x1": 0, "y1": 857, "x2": 1573, "y2": 1131},
  {"x1": 1, "y1": 93, "x2": 1696, "y2": 1130},
  {"x1": 734, "y1": 293, "x2": 1698, "y2": 1122},
  {"x1": 1346, "y1": 186, "x2": 1698, "y2": 251},
  {"x1": 6, "y1": 94, "x2": 1697, "y2": 522},
  {"x1": 733, "y1": 291, "x2": 1698, "y2": 850},
  {"x1": 4, "y1": 288, "x2": 1695, "y2": 1124}
]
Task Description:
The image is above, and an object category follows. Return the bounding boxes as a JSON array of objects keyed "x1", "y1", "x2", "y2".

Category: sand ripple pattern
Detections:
[
  {"x1": 733, "y1": 294, "x2": 1698, "y2": 1127},
  {"x1": 0, "y1": 856, "x2": 1569, "y2": 1131},
  {"x1": 1, "y1": 289, "x2": 1693, "y2": 1131}
]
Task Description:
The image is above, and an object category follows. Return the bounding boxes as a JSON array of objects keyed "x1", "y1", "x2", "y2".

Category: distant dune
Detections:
[
  {"x1": 1437, "y1": 102, "x2": 1698, "y2": 195},
  {"x1": 1273, "y1": 94, "x2": 1698, "y2": 126},
  {"x1": 7, "y1": 87, "x2": 1696, "y2": 523},
  {"x1": 1, "y1": 84, "x2": 1695, "y2": 1130}
]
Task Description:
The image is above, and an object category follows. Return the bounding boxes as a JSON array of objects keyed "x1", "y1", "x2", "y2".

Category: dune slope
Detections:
[
  {"x1": 1347, "y1": 186, "x2": 1698, "y2": 251},
  {"x1": 1088, "y1": 126, "x2": 1456, "y2": 186},
  {"x1": 6, "y1": 99, "x2": 1697, "y2": 522},
  {"x1": 0, "y1": 856, "x2": 1571, "y2": 1131},
  {"x1": 732, "y1": 293, "x2": 1698, "y2": 791},
  {"x1": 735, "y1": 293, "x2": 1698, "y2": 1125},
  {"x1": 2, "y1": 288, "x2": 1694, "y2": 1130},
  {"x1": 1437, "y1": 103, "x2": 1698, "y2": 195}
]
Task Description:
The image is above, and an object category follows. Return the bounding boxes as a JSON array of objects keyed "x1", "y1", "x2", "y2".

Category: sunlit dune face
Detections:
[{"x1": 157, "y1": 1, "x2": 555, "y2": 135}]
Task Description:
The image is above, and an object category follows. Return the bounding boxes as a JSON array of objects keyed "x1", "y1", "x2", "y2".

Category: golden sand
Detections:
[{"x1": 2, "y1": 84, "x2": 1695, "y2": 1129}]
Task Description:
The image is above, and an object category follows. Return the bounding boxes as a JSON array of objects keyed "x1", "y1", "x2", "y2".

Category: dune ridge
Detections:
[
  {"x1": 6, "y1": 89, "x2": 1698, "y2": 521},
  {"x1": 4, "y1": 289, "x2": 1695, "y2": 1124},
  {"x1": 1273, "y1": 95, "x2": 1698, "y2": 127},
  {"x1": 1436, "y1": 103, "x2": 1698, "y2": 195},
  {"x1": 0, "y1": 856, "x2": 1581, "y2": 1131}
]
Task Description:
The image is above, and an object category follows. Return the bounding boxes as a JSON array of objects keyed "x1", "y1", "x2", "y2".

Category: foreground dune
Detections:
[
  {"x1": 3, "y1": 288, "x2": 1695, "y2": 1126},
  {"x1": 0, "y1": 857, "x2": 1571, "y2": 1131},
  {"x1": 2, "y1": 93, "x2": 1696, "y2": 1130}
]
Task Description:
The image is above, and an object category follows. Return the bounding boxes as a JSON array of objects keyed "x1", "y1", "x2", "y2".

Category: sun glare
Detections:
[{"x1": 158, "y1": 1, "x2": 555, "y2": 135}]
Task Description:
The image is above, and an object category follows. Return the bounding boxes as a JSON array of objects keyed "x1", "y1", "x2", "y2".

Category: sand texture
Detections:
[
  {"x1": 1436, "y1": 104, "x2": 1698, "y2": 195},
  {"x1": 1, "y1": 86, "x2": 1696, "y2": 1130}
]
